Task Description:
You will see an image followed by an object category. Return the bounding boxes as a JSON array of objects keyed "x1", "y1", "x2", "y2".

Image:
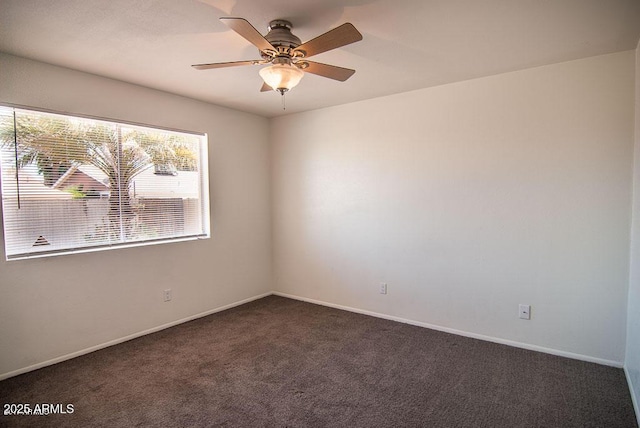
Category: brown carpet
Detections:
[{"x1": 0, "y1": 295, "x2": 637, "y2": 427}]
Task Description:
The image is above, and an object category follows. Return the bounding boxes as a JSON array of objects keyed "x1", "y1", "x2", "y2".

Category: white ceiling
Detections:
[{"x1": 1, "y1": 0, "x2": 639, "y2": 118}]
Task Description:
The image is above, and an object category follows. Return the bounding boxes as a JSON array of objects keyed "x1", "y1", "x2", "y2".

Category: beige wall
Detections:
[
  {"x1": 271, "y1": 51, "x2": 635, "y2": 365},
  {"x1": 0, "y1": 53, "x2": 272, "y2": 378},
  {"x1": 625, "y1": 40, "x2": 640, "y2": 419}
]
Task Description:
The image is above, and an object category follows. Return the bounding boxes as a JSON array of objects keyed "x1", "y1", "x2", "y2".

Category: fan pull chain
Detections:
[{"x1": 281, "y1": 92, "x2": 286, "y2": 110}]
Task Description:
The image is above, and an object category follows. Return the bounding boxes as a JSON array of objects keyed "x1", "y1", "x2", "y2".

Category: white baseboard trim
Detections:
[
  {"x1": 273, "y1": 291, "x2": 624, "y2": 368},
  {"x1": 625, "y1": 366, "x2": 640, "y2": 424},
  {"x1": 0, "y1": 292, "x2": 272, "y2": 381},
  {"x1": 2, "y1": 291, "x2": 625, "y2": 382}
]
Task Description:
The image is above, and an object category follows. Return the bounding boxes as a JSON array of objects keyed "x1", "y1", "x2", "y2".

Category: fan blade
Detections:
[
  {"x1": 293, "y1": 23, "x2": 362, "y2": 58},
  {"x1": 220, "y1": 17, "x2": 276, "y2": 54},
  {"x1": 192, "y1": 60, "x2": 263, "y2": 70},
  {"x1": 260, "y1": 82, "x2": 272, "y2": 92},
  {"x1": 301, "y1": 61, "x2": 356, "y2": 82}
]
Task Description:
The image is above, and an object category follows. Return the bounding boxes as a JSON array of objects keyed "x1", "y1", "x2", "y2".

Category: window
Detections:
[{"x1": 0, "y1": 106, "x2": 210, "y2": 260}]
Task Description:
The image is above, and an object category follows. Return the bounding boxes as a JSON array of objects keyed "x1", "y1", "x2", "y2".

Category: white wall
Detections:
[
  {"x1": 271, "y1": 51, "x2": 635, "y2": 365},
  {"x1": 0, "y1": 53, "x2": 272, "y2": 378},
  {"x1": 625, "y1": 40, "x2": 640, "y2": 419},
  {"x1": 1, "y1": 48, "x2": 635, "y2": 380}
]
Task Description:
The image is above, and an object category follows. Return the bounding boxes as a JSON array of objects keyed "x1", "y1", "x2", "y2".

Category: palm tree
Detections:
[{"x1": 0, "y1": 113, "x2": 91, "y2": 185}]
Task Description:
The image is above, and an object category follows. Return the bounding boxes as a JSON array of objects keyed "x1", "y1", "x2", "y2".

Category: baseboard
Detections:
[
  {"x1": 273, "y1": 291, "x2": 624, "y2": 368},
  {"x1": 0, "y1": 292, "x2": 272, "y2": 381},
  {"x1": 2, "y1": 290, "x2": 624, "y2": 382},
  {"x1": 625, "y1": 366, "x2": 640, "y2": 424}
]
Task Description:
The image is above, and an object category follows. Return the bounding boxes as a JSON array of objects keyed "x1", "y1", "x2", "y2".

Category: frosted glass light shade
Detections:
[{"x1": 259, "y1": 64, "x2": 304, "y2": 92}]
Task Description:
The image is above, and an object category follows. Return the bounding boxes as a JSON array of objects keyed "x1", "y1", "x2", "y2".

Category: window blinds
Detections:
[{"x1": 0, "y1": 106, "x2": 209, "y2": 260}]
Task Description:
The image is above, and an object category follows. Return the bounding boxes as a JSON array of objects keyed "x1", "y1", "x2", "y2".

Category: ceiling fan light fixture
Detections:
[{"x1": 259, "y1": 63, "x2": 304, "y2": 94}]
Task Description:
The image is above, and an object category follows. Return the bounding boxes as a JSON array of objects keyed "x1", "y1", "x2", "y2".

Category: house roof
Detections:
[{"x1": 52, "y1": 164, "x2": 109, "y2": 192}]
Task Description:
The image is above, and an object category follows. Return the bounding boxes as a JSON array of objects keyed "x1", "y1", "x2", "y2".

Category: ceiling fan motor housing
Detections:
[{"x1": 262, "y1": 20, "x2": 303, "y2": 60}]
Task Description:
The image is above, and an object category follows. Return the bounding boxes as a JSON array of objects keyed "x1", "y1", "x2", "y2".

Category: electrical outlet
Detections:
[
  {"x1": 164, "y1": 289, "x2": 172, "y2": 302},
  {"x1": 519, "y1": 304, "x2": 530, "y2": 320},
  {"x1": 380, "y1": 283, "x2": 387, "y2": 295}
]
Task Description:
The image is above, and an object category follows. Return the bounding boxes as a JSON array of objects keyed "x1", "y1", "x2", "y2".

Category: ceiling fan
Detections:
[{"x1": 192, "y1": 17, "x2": 363, "y2": 96}]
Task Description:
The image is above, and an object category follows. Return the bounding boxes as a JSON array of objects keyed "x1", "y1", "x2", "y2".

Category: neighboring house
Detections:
[
  {"x1": 53, "y1": 163, "x2": 202, "y2": 239},
  {"x1": 50, "y1": 162, "x2": 199, "y2": 200},
  {"x1": 52, "y1": 164, "x2": 109, "y2": 197}
]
